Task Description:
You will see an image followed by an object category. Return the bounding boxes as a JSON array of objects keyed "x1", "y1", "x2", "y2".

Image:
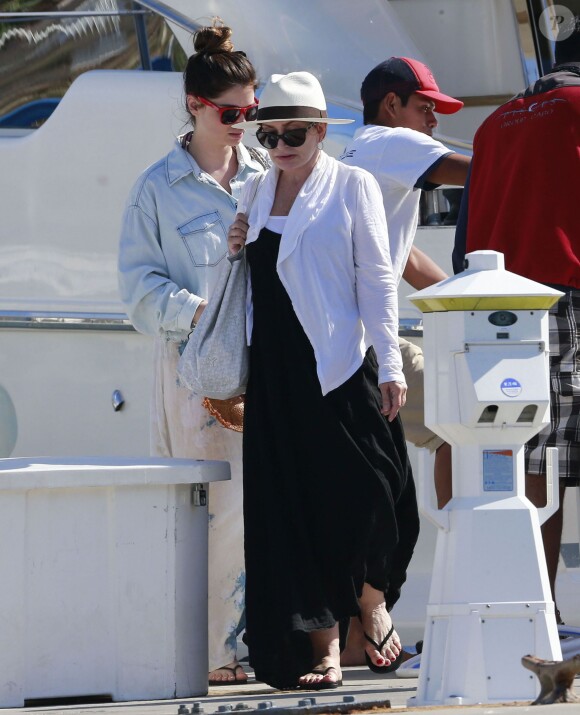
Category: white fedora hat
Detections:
[{"x1": 234, "y1": 71, "x2": 354, "y2": 129}]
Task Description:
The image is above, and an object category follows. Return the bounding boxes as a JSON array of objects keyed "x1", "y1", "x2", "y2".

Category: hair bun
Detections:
[{"x1": 193, "y1": 20, "x2": 234, "y2": 55}]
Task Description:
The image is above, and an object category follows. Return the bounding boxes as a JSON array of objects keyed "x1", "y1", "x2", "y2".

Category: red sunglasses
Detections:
[{"x1": 195, "y1": 96, "x2": 259, "y2": 125}]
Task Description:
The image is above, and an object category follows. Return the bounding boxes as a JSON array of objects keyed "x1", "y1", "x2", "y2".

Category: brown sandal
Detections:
[{"x1": 208, "y1": 663, "x2": 248, "y2": 686}]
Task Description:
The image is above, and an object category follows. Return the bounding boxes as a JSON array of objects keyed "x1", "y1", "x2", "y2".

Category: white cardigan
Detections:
[{"x1": 239, "y1": 151, "x2": 403, "y2": 395}]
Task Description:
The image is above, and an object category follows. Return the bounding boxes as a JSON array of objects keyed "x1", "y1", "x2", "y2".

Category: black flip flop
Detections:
[
  {"x1": 364, "y1": 625, "x2": 404, "y2": 674},
  {"x1": 299, "y1": 666, "x2": 342, "y2": 690}
]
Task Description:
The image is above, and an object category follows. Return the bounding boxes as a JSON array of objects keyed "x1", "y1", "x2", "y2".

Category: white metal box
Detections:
[{"x1": 0, "y1": 457, "x2": 229, "y2": 708}]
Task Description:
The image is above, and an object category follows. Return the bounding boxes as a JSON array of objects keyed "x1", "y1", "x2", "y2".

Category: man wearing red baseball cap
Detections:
[
  {"x1": 361, "y1": 56, "x2": 465, "y2": 118},
  {"x1": 342, "y1": 56, "x2": 468, "y2": 289},
  {"x1": 340, "y1": 57, "x2": 470, "y2": 668}
]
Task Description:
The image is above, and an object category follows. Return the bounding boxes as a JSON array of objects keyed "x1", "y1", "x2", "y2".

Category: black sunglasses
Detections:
[{"x1": 256, "y1": 123, "x2": 316, "y2": 149}]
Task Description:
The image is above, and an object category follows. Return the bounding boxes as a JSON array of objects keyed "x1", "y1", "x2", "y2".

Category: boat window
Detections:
[
  {"x1": 419, "y1": 188, "x2": 464, "y2": 227},
  {"x1": 0, "y1": 0, "x2": 187, "y2": 130}
]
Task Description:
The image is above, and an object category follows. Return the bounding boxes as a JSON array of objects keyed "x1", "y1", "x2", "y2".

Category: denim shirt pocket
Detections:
[{"x1": 178, "y1": 211, "x2": 228, "y2": 267}]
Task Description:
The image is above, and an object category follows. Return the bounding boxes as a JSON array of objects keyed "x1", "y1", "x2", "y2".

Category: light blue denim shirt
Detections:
[{"x1": 118, "y1": 141, "x2": 267, "y2": 340}]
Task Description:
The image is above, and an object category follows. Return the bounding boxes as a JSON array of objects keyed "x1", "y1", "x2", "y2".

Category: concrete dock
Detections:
[{"x1": 2, "y1": 664, "x2": 578, "y2": 715}]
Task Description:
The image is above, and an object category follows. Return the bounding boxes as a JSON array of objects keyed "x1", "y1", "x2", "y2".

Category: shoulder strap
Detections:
[
  {"x1": 246, "y1": 171, "x2": 265, "y2": 212},
  {"x1": 246, "y1": 145, "x2": 270, "y2": 170},
  {"x1": 237, "y1": 170, "x2": 266, "y2": 215}
]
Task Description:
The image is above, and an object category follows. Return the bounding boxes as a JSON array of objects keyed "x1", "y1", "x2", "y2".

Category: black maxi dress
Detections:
[{"x1": 243, "y1": 227, "x2": 420, "y2": 689}]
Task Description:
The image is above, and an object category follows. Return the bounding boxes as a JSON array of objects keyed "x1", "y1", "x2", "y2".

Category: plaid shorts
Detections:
[{"x1": 525, "y1": 290, "x2": 580, "y2": 485}]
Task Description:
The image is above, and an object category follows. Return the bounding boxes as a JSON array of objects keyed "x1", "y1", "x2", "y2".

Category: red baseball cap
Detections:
[{"x1": 361, "y1": 57, "x2": 464, "y2": 115}]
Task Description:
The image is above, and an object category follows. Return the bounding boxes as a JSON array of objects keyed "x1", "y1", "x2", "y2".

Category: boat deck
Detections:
[{"x1": 3, "y1": 666, "x2": 578, "y2": 715}]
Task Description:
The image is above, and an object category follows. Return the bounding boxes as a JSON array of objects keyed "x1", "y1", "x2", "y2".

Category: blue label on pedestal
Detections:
[
  {"x1": 501, "y1": 378, "x2": 522, "y2": 397},
  {"x1": 483, "y1": 449, "x2": 514, "y2": 491}
]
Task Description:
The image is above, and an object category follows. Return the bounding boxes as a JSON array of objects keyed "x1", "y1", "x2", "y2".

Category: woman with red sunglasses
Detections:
[{"x1": 118, "y1": 20, "x2": 268, "y2": 687}]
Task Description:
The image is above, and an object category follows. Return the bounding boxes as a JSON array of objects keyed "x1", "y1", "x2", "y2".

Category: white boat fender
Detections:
[
  {"x1": 559, "y1": 625, "x2": 580, "y2": 659},
  {"x1": 396, "y1": 653, "x2": 421, "y2": 678}
]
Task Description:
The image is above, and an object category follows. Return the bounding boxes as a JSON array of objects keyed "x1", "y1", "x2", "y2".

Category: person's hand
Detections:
[
  {"x1": 228, "y1": 212, "x2": 249, "y2": 254},
  {"x1": 379, "y1": 381, "x2": 407, "y2": 422},
  {"x1": 191, "y1": 300, "x2": 207, "y2": 328}
]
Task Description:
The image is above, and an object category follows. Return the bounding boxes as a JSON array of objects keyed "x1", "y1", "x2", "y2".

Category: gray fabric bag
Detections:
[
  {"x1": 177, "y1": 248, "x2": 249, "y2": 399},
  {"x1": 177, "y1": 173, "x2": 264, "y2": 399}
]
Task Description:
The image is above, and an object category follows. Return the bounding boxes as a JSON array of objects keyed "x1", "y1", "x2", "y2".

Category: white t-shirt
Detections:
[{"x1": 340, "y1": 125, "x2": 451, "y2": 284}]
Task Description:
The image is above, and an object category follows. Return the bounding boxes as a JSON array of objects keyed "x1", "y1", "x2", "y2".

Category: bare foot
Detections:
[
  {"x1": 342, "y1": 616, "x2": 412, "y2": 667},
  {"x1": 208, "y1": 661, "x2": 247, "y2": 685},
  {"x1": 359, "y1": 583, "x2": 401, "y2": 668},
  {"x1": 299, "y1": 626, "x2": 342, "y2": 689},
  {"x1": 299, "y1": 659, "x2": 342, "y2": 689}
]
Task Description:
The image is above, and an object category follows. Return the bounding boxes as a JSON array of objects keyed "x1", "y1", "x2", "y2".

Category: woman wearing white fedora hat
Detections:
[{"x1": 228, "y1": 72, "x2": 419, "y2": 690}]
